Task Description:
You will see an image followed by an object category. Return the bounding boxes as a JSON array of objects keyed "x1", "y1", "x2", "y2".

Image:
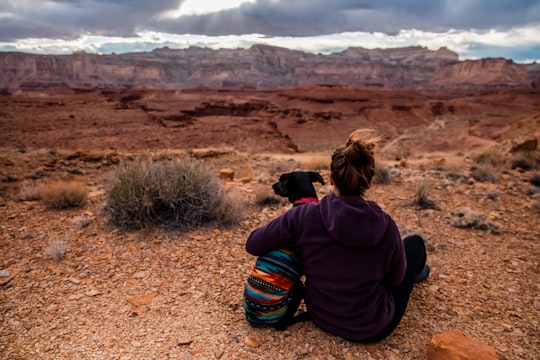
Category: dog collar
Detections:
[{"x1": 293, "y1": 197, "x2": 320, "y2": 206}]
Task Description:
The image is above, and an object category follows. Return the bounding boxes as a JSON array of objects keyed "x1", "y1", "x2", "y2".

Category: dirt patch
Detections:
[{"x1": 0, "y1": 87, "x2": 539, "y2": 359}]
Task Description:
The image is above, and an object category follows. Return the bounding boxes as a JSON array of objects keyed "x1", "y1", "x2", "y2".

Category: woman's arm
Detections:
[
  {"x1": 246, "y1": 210, "x2": 297, "y2": 255},
  {"x1": 384, "y1": 220, "x2": 406, "y2": 286}
]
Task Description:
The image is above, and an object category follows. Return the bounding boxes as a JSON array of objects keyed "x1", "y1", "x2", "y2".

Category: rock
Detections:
[
  {"x1": 0, "y1": 268, "x2": 21, "y2": 285},
  {"x1": 85, "y1": 289, "x2": 102, "y2": 297},
  {"x1": 219, "y1": 168, "x2": 235, "y2": 181},
  {"x1": 177, "y1": 337, "x2": 193, "y2": 346},
  {"x1": 244, "y1": 335, "x2": 262, "y2": 348},
  {"x1": 127, "y1": 291, "x2": 159, "y2": 307},
  {"x1": 427, "y1": 329, "x2": 498, "y2": 360}
]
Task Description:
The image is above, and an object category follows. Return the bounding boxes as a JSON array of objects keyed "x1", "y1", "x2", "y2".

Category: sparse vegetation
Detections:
[
  {"x1": 511, "y1": 155, "x2": 534, "y2": 171},
  {"x1": 412, "y1": 178, "x2": 438, "y2": 209},
  {"x1": 41, "y1": 180, "x2": 88, "y2": 209},
  {"x1": 300, "y1": 153, "x2": 330, "y2": 171},
  {"x1": 450, "y1": 207, "x2": 501, "y2": 233},
  {"x1": 374, "y1": 160, "x2": 392, "y2": 185},
  {"x1": 254, "y1": 187, "x2": 281, "y2": 206},
  {"x1": 533, "y1": 197, "x2": 540, "y2": 214},
  {"x1": 106, "y1": 157, "x2": 244, "y2": 230},
  {"x1": 18, "y1": 181, "x2": 42, "y2": 201},
  {"x1": 530, "y1": 172, "x2": 540, "y2": 187},
  {"x1": 44, "y1": 238, "x2": 67, "y2": 260},
  {"x1": 470, "y1": 165, "x2": 499, "y2": 183}
]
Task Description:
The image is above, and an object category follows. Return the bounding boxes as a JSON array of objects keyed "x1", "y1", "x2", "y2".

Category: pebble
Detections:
[{"x1": 245, "y1": 335, "x2": 262, "y2": 348}]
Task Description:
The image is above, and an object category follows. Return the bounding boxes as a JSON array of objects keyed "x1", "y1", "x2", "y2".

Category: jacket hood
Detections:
[{"x1": 319, "y1": 193, "x2": 390, "y2": 248}]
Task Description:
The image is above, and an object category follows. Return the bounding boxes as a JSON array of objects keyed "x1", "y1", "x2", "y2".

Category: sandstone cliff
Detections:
[
  {"x1": 430, "y1": 58, "x2": 532, "y2": 88},
  {"x1": 0, "y1": 45, "x2": 535, "y2": 92}
]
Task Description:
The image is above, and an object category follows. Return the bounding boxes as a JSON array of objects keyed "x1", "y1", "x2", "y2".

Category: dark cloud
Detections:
[
  {"x1": 150, "y1": 0, "x2": 540, "y2": 37},
  {"x1": 0, "y1": 0, "x2": 538, "y2": 42}
]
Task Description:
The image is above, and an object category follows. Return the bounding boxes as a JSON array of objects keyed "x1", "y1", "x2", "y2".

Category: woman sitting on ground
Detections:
[{"x1": 245, "y1": 128, "x2": 429, "y2": 342}]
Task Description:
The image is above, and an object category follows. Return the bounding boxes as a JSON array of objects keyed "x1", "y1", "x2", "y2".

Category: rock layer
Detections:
[{"x1": 1, "y1": 45, "x2": 537, "y2": 92}]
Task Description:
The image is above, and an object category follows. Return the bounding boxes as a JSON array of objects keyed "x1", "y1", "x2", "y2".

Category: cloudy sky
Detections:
[{"x1": 1, "y1": 0, "x2": 539, "y2": 63}]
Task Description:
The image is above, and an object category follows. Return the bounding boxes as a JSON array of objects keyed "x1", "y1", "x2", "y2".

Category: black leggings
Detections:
[{"x1": 355, "y1": 235, "x2": 427, "y2": 343}]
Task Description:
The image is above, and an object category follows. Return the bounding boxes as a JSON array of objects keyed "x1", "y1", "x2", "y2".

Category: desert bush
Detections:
[
  {"x1": 106, "y1": 158, "x2": 244, "y2": 230},
  {"x1": 254, "y1": 186, "x2": 280, "y2": 206},
  {"x1": 511, "y1": 154, "x2": 534, "y2": 171},
  {"x1": 533, "y1": 198, "x2": 540, "y2": 214},
  {"x1": 18, "y1": 181, "x2": 42, "y2": 201},
  {"x1": 529, "y1": 173, "x2": 540, "y2": 187},
  {"x1": 41, "y1": 180, "x2": 88, "y2": 209},
  {"x1": 44, "y1": 239, "x2": 67, "y2": 260},
  {"x1": 412, "y1": 178, "x2": 438, "y2": 209},
  {"x1": 373, "y1": 160, "x2": 392, "y2": 185},
  {"x1": 470, "y1": 165, "x2": 499, "y2": 183},
  {"x1": 301, "y1": 153, "x2": 330, "y2": 170},
  {"x1": 473, "y1": 151, "x2": 506, "y2": 168},
  {"x1": 450, "y1": 207, "x2": 501, "y2": 233}
]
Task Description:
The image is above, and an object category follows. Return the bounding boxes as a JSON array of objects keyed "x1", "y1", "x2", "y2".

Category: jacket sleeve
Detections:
[
  {"x1": 384, "y1": 219, "x2": 406, "y2": 286},
  {"x1": 245, "y1": 209, "x2": 298, "y2": 256}
]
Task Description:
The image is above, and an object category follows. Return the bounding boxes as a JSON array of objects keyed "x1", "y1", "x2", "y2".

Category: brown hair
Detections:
[{"x1": 331, "y1": 129, "x2": 380, "y2": 197}]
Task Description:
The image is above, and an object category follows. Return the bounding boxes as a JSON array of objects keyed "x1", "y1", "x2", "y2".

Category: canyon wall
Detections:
[{"x1": 0, "y1": 45, "x2": 537, "y2": 92}]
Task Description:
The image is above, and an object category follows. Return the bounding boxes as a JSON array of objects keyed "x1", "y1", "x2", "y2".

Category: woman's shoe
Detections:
[{"x1": 415, "y1": 265, "x2": 430, "y2": 283}]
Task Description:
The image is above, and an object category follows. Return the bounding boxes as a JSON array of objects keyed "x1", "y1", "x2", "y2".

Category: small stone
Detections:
[
  {"x1": 244, "y1": 335, "x2": 262, "y2": 348},
  {"x1": 177, "y1": 337, "x2": 193, "y2": 346},
  {"x1": 219, "y1": 168, "x2": 235, "y2": 181},
  {"x1": 68, "y1": 277, "x2": 81, "y2": 284},
  {"x1": 127, "y1": 291, "x2": 158, "y2": 307},
  {"x1": 85, "y1": 289, "x2": 101, "y2": 297}
]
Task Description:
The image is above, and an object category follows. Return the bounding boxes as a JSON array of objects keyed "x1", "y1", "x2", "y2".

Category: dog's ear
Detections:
[{"x1": 308, "y1": 171, "x2": 325, "y2": 185}]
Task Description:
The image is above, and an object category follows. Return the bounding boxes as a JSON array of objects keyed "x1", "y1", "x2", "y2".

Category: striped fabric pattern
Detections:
[{"x1": 243, "y1": 245, "x2": 302, "y2": 327}]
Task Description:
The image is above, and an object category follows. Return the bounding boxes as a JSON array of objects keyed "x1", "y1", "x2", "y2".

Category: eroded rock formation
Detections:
[{"x1": 0, "y1": 45, "x2": 536, "y2": 92}]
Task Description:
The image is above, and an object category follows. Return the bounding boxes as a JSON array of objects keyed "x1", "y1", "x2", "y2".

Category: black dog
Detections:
[
  {"x1": 272, "y1": 171, "x2": 325, "y2": 205},
  {"x1": 243, "y1": 171, "x2": 325, "y2": 329}
]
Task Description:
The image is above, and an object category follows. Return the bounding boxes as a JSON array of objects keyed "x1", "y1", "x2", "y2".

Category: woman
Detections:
[{"x1": 245, "y1": 129, "x2": 429, "y2": 342}]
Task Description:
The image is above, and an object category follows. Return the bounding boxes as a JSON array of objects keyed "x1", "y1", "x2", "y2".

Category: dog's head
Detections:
[{"x1": 272, "y1": 171, "x2": 325, "y2": 204}]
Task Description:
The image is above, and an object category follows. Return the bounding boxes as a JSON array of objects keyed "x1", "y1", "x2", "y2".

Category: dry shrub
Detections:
[
  {"x1": 472, "y1": 150, "x2": 507, "y2": 168},
  {"x1": 106, "y1": 157, "x2": 244, "y2": 230},
  {"x1": 470, "y1": 165, "x2": 499, "y2": 183},
  {"x1": 44, "y1": 239, "x2": 67, "y2": 260},
  {"x1": 511, "y1": 154, "x2": 535, "y2": 171},
  {"x1": 213, "y1": 188, "x2": 246, "y2": 225},
  {"x1": 18, "y1": 181, "x2": 42, "y2": 201},
  {"x1": 450, "y1": 207, "x2": 501, "y2": 233},
  {"x1": 254, "y1": 185, "x2": 280, "y2": 206},
  {"x1": 374, "y1": 159, "x2": 392, "y2": 185},
  {"x1": 531, "y1": 173, "x2": 540, "y2": 187},
  {"x1": 533, "y1": 198, "x2": 540, "y2": 214},
  {"x1": 41, "y1": 180, "x2": 88, "y2": 209},
  {"x1": 412, "y1": 178, "x2": 438, "y2": 209},
  {"x1": 300, "y1": 153, "x2": 330, "y2": 171}
]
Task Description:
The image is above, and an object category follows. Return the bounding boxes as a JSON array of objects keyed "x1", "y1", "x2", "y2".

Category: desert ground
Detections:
[{"x1": 0, "y1": 86, "x2": 539, "y2": 359}]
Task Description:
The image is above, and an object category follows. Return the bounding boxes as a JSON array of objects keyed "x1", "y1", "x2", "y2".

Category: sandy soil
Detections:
[{"x1": 0, "y1": 88, "x2": 539, "y2": 359}]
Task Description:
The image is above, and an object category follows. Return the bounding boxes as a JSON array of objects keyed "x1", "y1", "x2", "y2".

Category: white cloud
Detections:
[
  {"x1": 1, "y1": 25, "x2": 539, "y2": 63},
  {"x1": 159, "y1": 0, "x2": 256, "y2": 19}
]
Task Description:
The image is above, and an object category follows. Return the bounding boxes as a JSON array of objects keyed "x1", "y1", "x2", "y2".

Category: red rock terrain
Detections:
[{"x1": 0, "y1": 86, "x2": 539, "y2": 359}]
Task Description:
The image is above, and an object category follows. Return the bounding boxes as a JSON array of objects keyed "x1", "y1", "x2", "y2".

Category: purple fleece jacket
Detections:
[{"x1": 246, "y1": 193, "x2": 406, "y2": 341}]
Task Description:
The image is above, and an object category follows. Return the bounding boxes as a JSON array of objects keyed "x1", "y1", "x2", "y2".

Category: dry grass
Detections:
[
  {"x1": 450, "y1": 207, "x2": 501, "y2": 233},
  {"x1": 44, "y1": 238, "x2": 67, "y2": 261},
  {"x1": 298, "y1": 153, "x2": 331, "y2": 171},
  {"x1": 41, "y1": 180, "x2": 88, "y2": 209},
  {"x1": 18, "y1": 181, "x2": 43, "y2": 201},
  {"x1": 412, "y1": 178, "x2": 438, "y2": 209},
  {"x1": 253, "y1": 184, "x2": 280, "y2": 206},
  {"x1": 106, "y1": 157, "x2": 244, "y2": 230}
]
